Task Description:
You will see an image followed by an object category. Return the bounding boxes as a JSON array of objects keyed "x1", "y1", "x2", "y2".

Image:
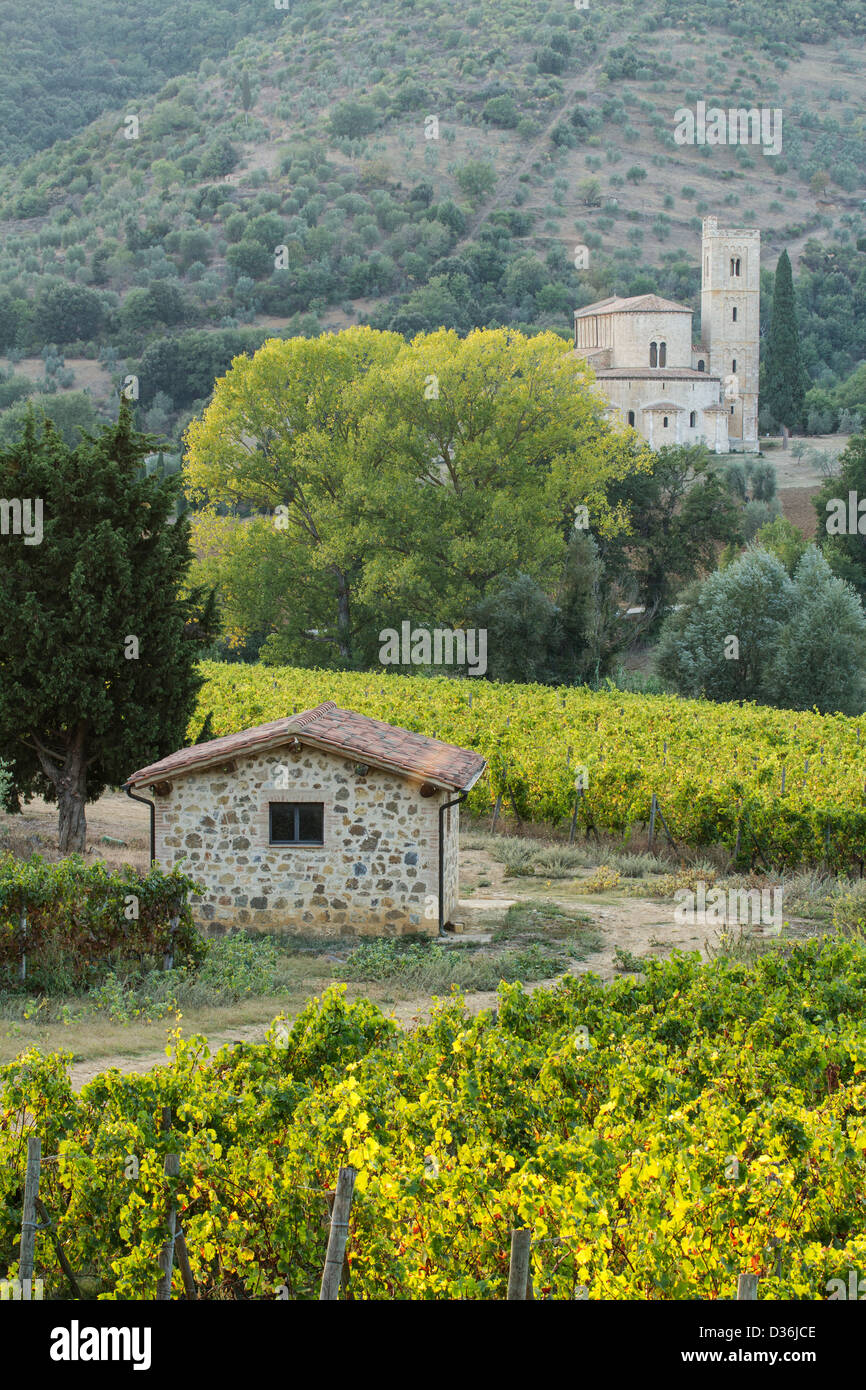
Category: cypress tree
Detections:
[
  {"x1": 763, "y1": 250, "x2": 807, "y2": 433},
  {"x1": 0, "y1": 403, "x2": 215, "y2": 852}
]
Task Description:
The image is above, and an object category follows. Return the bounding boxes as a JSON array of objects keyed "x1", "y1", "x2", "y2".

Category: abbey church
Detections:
[{"x1": 573, "y1": 217, "x2": 760, "y2": 453}]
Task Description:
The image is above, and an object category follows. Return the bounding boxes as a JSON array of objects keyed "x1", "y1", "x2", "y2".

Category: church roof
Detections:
[
  {"x1": 641, "y1": 400, "x2": 685, "y2": 413},
  {"x1": 574, "y1": 294, "x2": 692, "y2": 318}
]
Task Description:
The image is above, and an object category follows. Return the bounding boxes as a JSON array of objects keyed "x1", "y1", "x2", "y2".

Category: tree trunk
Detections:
[
  {"x1": 781, "y1": 424, "x2": 789, "y2": 451},
  {"x1": 335, "y1": 573, "x2": 352, "y2": 662},
  {"x1": 31, "y1": 722, "x2": 89, "y2": 854},
  {"x1": 57, "y1": 768, "x2": 88, "y2": 854}
]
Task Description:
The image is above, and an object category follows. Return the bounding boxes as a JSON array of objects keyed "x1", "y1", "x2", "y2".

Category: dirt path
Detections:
[
  {"x1": 454, "y1": 57, "x2": 606, "y2": 250},
  {"x1": 63, "y1": 889, "x2": 700, "y2": 1091}
]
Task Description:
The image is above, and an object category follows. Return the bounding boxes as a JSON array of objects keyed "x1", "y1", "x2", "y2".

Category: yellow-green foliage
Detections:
[
  {"x1": 194, "y1": 662, "x2": 866, "y2": 868},
  {"x1": 3, "y1": 939, "x2": 866, "y2": 1299}
]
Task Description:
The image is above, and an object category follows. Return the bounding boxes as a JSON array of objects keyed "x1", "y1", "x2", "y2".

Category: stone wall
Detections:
[
  {"x1": 152, "y1": 744, "x2": 458, "y2": 936},
  {"x1": 601, "y1": 376, "x2": 730, "y2": 452},
  {"x1": 610, "y1": 310, "x2": 693, "y2": 371}
]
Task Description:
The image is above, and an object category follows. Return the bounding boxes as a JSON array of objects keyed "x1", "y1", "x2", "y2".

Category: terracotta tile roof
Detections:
[
  {"x1": 125, "y1": 702, "x2": 487, "y2": 792},
  {"x1": 574, "y1": 293, "x2": 692, "y2": 318}
]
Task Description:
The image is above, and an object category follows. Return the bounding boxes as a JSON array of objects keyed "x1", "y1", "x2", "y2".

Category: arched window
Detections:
[
  {"x1": 689, "y1": 411, "x2": 696, "y2": 427},
  {"x1": 627, "y1": 410, "x2": 635, "y2": 426},
  {"x1": 697, "y1": 359, "x2": 705, "y2": 372},
  {"x1": 730, "y1": 257, "x2": 741, "y2": 276},
  {"x1": 649, "y1": 341, "x2": 658, "y2": 367},
  {"x1": 659, "y1": 341, "x2": 667, "y2": 367},
  {"x1": 732, "y1": 359, "x2": 737, "y2": 373},
  {"x1": 663, "y1": 416, "x2": 669, "y2": 428},
  {"x1": 732, "y1": 306, "x2": 738, "y2": 322}
]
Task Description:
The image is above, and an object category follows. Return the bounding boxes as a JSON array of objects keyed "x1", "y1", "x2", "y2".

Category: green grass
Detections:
[{"x1": 338, "y1": 901, "x2": 602, "y2": 992}]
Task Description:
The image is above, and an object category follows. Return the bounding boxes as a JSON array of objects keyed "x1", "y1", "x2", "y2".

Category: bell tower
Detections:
[{"x1": 701, "y1": 217, "x2": 760, "y2": 452}]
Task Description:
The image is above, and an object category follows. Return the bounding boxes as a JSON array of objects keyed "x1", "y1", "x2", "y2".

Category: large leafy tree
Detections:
[
  {"x1": 0, "y1": 405, "x2": 213, "y2": 851},
  {"x1": 594, "y1": 444, "x2": 742, "y2": 624},
  {"x1": 186, "y1": 326, "x2": 647, "y2": 668},
  {"x1": 344, "y1": 327, "x2": 646, "y2": 627},
  {"x1": 762, "y1": 250, "x2": 808, "y2": 434},
  {"x1": 185, "y1": 326, "x2": 404, "y2": 667},
  {"x1": 656, "y1": 545, "x2": 866, "y2": 713}
]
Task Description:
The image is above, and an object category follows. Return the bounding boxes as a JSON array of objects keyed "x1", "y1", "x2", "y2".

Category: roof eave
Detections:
[{"x1": 127, "y1": 730, "x2": 486, "y2": 793}]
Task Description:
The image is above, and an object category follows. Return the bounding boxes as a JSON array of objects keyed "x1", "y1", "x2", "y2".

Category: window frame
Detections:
[{"x1": 268, "y1": 800, "x2": 325, "y2": 847}]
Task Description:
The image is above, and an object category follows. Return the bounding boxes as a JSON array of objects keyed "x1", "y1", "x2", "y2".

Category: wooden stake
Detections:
[
  {"x1": 569, "y1": 790, "x2": 582, "y2": 846},
  {"x1": 507, "y1": 1228, "x2": 532, "y2": 1301},
  {"x1": 34, "y1": 1196, "x2": 82, "y2": 1299},
  {"x1": 174, "y1": 1228, "x2": 198, "y2": 1300},
  {"x1": 325, "y1": 1188, "x2": 353, "y2": 1299},
  {"x1": 737, "y1": 1272, "x2": 758, "y2": 1300},
  {"x1": 648, "y1": 792, "x2": 658, "y2": 849},
  {"x1": 157, "y1": 1153, "x2": 180, "y2": 1300},
  {"x1": 491, "y1": 792, "x2": 503, "y2": 832},
  {"x1": 20, "y1": 1134, "x2": 41, "y2": 1301},
  {"x1": 319, "y1": 1166, "x2": 357, "y2": 1301},
  {"x1": 655, "y1": 800, "x2": 679, "y2": 851},
  {"x1": 163, "y1": 903, "x2": 180, "y2": 972},
  {"x1": 19, "y1": 903, "x2": 26, "y2": 983}
]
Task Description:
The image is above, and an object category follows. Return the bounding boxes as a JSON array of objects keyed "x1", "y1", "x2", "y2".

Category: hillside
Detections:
[{"x1": 0, "y1": 0, "x2": 865, "y2": 442}]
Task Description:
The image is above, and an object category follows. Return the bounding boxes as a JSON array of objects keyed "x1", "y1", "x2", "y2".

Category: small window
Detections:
[
  {"x1": 659, "y1": 341, "x2": 667, "y2": 367},
  {"x1": 649, "y1": 341, "x2": 658, "y2": 367},
  {"x1": 627, "y1": 410, "x2": 635, "y2": 426},
  {"x1": 697, "y1": 360, "x2": 705, "y2": 372},
  {"x1": 269, "y1": 802, "x2": 324, "y2": 845},
  {"x1": 689, "y1": 411, "x2": 696, "y2": 427},
  {"x1": 732, "y1": 306, "x2": 738, "y2": 322},
  {"x1": 730, "y1": 405, "x2": 734, "y2": 415},
  {"x1": 730, "y1": 257, "x2": 741, "y2": 276},
  {"x1": 663, "y1": 416, "x2": 669, "y2": 428},
  {"x1": 732, "y1": 359, "x2": 737, "y2": 373}
]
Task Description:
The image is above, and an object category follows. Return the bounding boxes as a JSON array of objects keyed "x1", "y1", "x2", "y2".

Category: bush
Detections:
[
  {"x1": 0, "y1": 856, "x2": 203, "y2": 992},
  {"x1": 483, "y1": 95, "x2": 519, "y2": 128},
  {"x1": 455, "y1": 160, "x2": 496, "y2": 200},
  {"x1": 329, "y1": 100, "x2": 378, "y2": 138}
]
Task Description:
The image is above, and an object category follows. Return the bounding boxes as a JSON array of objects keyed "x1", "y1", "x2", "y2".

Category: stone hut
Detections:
[{"x1": 123, "y1": 701, "x2": 486, "y2": 936}]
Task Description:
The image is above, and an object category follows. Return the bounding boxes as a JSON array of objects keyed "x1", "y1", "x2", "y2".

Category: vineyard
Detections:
[
  {"x1": 194, "y1": 663, "x2": 866, "y2": 870},
  {"x1": 3, "y1": 941, "x2": 866, "y2": 1300}
]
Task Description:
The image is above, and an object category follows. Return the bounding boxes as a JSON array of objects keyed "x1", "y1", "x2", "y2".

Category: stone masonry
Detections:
[{"x1": 152, "y1": 743, "x2": 459, "y2": 935}]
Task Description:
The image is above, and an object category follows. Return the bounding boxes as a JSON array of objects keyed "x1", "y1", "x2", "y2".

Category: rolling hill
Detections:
[{"x1": 0, "y1": 0, "x2": 864, "y2": 442}]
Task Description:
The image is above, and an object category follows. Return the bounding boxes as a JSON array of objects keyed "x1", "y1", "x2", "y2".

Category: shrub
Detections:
[{"x1": 0, "y1": 856, "x2": 203, "y2": 991}]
